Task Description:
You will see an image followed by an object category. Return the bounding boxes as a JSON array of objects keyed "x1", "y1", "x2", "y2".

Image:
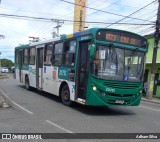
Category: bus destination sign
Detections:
[
  {"x1": 96, "y1": 30, "x2": 147, "y2": 48},
  {"x1": 106, "y1": 33, "x2": 137, "y2": 45}
]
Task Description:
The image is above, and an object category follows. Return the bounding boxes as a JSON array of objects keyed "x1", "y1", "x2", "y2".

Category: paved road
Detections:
[{"x1": 0, "y1": 74, "x2": 160, "y2": 142}]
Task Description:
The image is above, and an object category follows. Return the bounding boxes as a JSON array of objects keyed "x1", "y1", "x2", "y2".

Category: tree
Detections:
[{"x1": 1, "y1": 59, "x2": 14, "y2": 71}]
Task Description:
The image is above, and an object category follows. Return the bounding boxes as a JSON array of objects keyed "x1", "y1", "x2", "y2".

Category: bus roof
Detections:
[
  {"x1": 60, "y1": 28, "x2": 146, "y2": 40},
  {"x1": 15, "y1": 28, "x2": 146, "y2": 49},
  {"x1": 15, "y1": 44, "x2": 29, "y2": 49}
]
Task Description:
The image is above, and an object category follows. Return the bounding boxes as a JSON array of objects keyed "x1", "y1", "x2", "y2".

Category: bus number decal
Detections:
[
  {"x1": 106, "y1": 88, "x2": 115, "y2": 93},
  {"x1": 59, "y1": 70, "x2": 67, "y2": 76}
]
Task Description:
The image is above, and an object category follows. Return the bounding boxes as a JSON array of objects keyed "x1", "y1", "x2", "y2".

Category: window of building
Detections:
[
  {"x1": 64, "y1": 40, "x2": 76, "y2": 66},
  {"x1": 52, "y1": 42, "x2": 63, "y2": 66},
  {"x1": 23, "y1": 49, "x2": 28, "y2": 64},
  {"x1": 44, "y1": 44, "x2": 53, "y2": 65},
  {"x1": 29, "y1": 47, "x2": 36, "y2": 65}
]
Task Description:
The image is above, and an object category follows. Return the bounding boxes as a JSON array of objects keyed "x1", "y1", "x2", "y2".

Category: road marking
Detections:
[
  {"x1": 11, "y1": 100, "x2": 34, "y2": 114},
  {"x1": 45, "y1": 120, "x2": 74, "y2": 134},
  {"x1": 139, "y1": 105, "x2": 160, "y2": 112},
  {"x1": 0, "y1": 89, "x2": 34, "y2": 115}
]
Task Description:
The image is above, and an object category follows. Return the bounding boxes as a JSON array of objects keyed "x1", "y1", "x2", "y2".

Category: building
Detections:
[{"x1": 144, "y1": 34, "x2": 160, "y2": 97}]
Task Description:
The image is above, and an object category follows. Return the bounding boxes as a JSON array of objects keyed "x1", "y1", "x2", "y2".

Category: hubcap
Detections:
[{"x1": 63, "y1": 90, "x2": 69, "y2": 101}]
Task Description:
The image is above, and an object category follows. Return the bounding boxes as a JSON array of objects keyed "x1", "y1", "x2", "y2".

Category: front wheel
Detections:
[{"x1": 61, "y1": 85, "x2": 72, "y2": 106}]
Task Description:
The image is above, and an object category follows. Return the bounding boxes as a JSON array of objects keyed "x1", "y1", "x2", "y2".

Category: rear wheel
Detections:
[
  {"x1": 61, "y1": 85, "x2": 72, "y2": 106},
  {"x1": 25, "y1": 76, "x2": 31, "y2": 90}
]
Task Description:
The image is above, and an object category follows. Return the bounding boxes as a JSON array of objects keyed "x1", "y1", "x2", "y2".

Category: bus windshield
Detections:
[{"x1": 91, "y1": 45, "x2": 145, "y2": 82}]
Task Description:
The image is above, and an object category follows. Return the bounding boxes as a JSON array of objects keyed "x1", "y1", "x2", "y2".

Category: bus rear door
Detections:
[{"x1": 36, "y1": 47, "x2": 44, "y2": 89}]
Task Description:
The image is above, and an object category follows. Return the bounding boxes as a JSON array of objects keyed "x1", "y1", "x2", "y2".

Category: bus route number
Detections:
[
  {"x1": 59, "y1": 70, "x2": 67, "y2": 76},
  {"x1": 106, "y1": 33, "x2": 117, "y2": 41}
]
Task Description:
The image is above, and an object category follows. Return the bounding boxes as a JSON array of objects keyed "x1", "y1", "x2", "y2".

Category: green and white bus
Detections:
[{"x1": 15, "y1": 28, "x2": 148, "y2": 106}]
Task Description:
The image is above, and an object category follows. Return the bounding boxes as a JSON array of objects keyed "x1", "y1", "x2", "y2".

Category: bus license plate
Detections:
[{"x1": 116, "y1": 100, "x2": 124, "y2": 104}]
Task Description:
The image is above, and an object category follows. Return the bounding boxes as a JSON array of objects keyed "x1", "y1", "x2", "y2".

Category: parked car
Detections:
[{"x1": 1, "y1": 67, "x2": 9, "y2": 73}]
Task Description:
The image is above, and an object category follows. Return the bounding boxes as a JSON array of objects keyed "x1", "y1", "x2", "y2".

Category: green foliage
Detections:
[{"x1": 1, "y1": 59, "x2": 14, "y2": 70}]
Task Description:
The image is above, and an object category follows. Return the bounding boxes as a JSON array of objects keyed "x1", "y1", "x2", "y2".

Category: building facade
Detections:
[{"x1": 144, "y1": 35, "x2": 160, "y2": 97}]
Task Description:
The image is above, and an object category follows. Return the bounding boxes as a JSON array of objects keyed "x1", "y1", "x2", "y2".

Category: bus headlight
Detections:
[{"x1": 93, "y1": 86, "x2": 97, "y2": 91}]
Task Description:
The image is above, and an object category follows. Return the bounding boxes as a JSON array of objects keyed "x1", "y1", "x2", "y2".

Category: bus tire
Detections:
[
  {"x1": 61, "y1": 85, "x2": 72, "y2": 106},
  {"x1": 25, "y1": 76, "x2": 31, "y2": 91}
]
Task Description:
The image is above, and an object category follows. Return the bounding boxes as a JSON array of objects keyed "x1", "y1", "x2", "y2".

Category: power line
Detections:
[
  {"x1": 59, "y1": 0, "x2": 98, "y2": 19},
  {"x1": 87, "y1": 0, "x2": 120, "y2": 17},
  {"x1": 106, "y1": 0, "x2": 158, "y2": 27},
  {"x1": 124, "y1": 14, "x2": 157, "y2": 32},
  {"x1": 60, "y1": 0, "x2": 154, "y2": 22},
  {"x1": 34, "y1": 22, "x2": 53, "y2": 35},
  {"x1": 0, "y1": 13, "x2": 154, "y2": 25},
  {"x1": 123, "y1": 9, "x2": 157, "y2": 23}
]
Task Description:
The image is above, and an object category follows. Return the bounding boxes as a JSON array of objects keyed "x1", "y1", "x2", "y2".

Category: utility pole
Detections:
[
  {"x1": 51, "y1": 20, "x2": 64, "y2": 38},
  {"x1": 148, "y1": 0, "x2": 160, "y2": 99}
]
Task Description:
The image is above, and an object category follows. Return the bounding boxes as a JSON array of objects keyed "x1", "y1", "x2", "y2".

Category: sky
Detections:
[{"x1": 0, "y1": 0, "x2": 158, "y2": 62}]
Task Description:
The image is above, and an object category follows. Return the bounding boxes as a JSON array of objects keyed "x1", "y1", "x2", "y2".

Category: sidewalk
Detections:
[
  {"x1": 141, "y1": 96, "x2": 160, "y2": 104},
  {"x1": 0, "y1": 73, "x2": 9, "y2": 79}
]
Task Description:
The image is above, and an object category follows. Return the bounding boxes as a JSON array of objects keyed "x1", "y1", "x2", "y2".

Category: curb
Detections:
[
  {"x1": 0, "y1": 76, "x2": 9, "y2": 79},
  {"x1": 141, "y1": 98, "x2": 160, "y2": 104}
]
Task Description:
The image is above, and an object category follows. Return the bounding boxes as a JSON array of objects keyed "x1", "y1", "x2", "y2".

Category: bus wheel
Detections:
[
  {"x1": 61, "y1": 85, "x2": 72, "y2": 106},
  {"x1": 25, "y1": 76, "x2": 31, "y2": 90}
]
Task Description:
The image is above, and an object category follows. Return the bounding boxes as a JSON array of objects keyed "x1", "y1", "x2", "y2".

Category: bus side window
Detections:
[
  {"x1": 29, "y1": 47, "x2": 36, "y2": 65},
  {"x1": 64, "y1": 40, "x2": 76, "y2": 66},
  {"x1": 23, "y1": 49, "x2": 29, "y2": 64},
  {"x1": 52, "y1": 42, "x2": 63, "y2": 66},
  {"x1": 44, "y1": 44, "x2": 53, "y2": 65}
]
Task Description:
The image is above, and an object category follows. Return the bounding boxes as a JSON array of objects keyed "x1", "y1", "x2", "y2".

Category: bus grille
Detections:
[
  {"x1": 103, "y1": 82, "x2": 140, "y2": 89},
  {"x1": 107, "y1": 93, "x2": 134, "y2": 97}
]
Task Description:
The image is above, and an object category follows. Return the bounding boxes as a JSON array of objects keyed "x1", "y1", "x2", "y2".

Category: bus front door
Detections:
[
  {"x1": 36, "y1": 48, "x2": 43, "y2": 89},
  {"x1": 76, "y1": 40, "x2": 90, "y2": 100}
]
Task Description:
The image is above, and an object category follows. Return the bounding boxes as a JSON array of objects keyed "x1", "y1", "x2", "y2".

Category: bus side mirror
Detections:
[{"x1": 90, "y1": 44, "x2": 96, "y2": 58}]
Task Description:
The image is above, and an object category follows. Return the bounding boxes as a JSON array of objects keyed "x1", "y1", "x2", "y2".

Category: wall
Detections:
[{"x1": 145, "y1": 35, "x2": 160, "y2": 97}]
